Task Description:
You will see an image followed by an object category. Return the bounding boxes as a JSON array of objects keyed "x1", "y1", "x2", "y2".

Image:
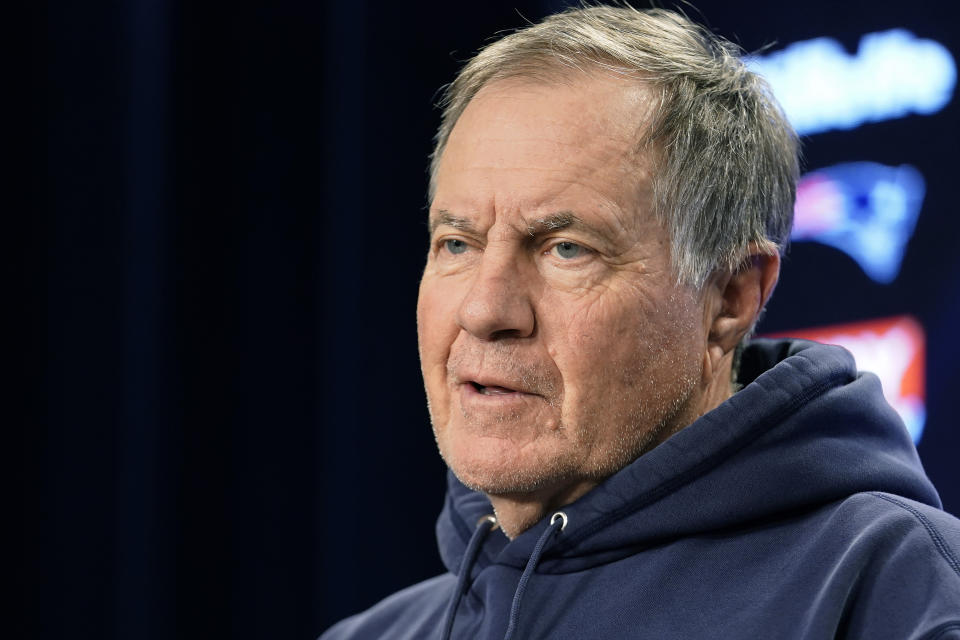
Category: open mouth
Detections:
[{"x1": 470, "y1": 381, "x2": 518, "y2": 396}]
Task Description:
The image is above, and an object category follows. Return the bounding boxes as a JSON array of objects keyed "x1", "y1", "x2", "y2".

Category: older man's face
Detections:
[{"x1": 418, "y1": 75, "x2": 710, "y2": 499}]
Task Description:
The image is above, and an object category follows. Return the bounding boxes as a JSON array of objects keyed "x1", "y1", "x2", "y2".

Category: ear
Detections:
[{"x1": 704, "y1": 248, "x2": 781, "y2": 377}]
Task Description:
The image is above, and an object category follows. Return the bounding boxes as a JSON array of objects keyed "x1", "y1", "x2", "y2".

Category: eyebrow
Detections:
[
  {"x1": 428, "y1": 209, "x2": 585, "y2": 236},
  {"x1": 428, "y1": 210, "x2": 478, "y2": 235},
  {"x1": 525, "y1": 211, "x2": 583, "y2": 236}
]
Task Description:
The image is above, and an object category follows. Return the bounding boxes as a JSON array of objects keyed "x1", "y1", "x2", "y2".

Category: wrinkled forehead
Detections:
[
  {"x1": 433, "y1": 74, "x2": 656, "y2": 215},
  {"x1": 431, "y1": 70, "x2": 659, "y2": 201},
  {"x1": 431, "y1": 74, "x2": 660, "y2": 238}
]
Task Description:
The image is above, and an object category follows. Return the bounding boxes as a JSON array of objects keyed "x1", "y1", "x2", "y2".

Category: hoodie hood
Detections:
[{"x1": 436, "y1": 339, "x2": 941, "y2": 577}]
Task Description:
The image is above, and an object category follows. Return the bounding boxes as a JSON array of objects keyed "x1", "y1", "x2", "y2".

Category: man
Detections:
[{"x1": 323, "y1": 6, "x2": 960, "y2": 639}]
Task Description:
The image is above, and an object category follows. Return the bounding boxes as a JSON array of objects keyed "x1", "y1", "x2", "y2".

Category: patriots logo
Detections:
[{"x1": 792, "y1": 162, "x2": 925, "y2": 284}]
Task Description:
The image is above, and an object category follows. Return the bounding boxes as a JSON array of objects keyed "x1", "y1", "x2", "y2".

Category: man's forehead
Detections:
[
  {"x1": 435, "y1": 76, "x2": 655, "y2": 188},
  {"x1": 458, "y1": 73, "x2": 653, "y2": 144},
  {"x1": 429, "y1": 73, "x2": 661, "y2": 244}
]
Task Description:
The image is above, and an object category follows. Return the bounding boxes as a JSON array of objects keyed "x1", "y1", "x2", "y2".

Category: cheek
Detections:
[
  {"x1": 417, "y1": 277, "x2": 463, "y2": 408},
  {"x1": 549, "y1": 288, "x2": 702, "y2": 397},
  {"x1": 542, "y1": 292, "x2": 638, "y2": 398},
  {"x1": 553, "y1": 288, "x2": 646, "y2": 358}
]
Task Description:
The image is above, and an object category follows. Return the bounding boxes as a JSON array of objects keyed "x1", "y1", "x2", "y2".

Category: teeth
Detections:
[{"x1": 481, "y1": 385, "x2": 513, "y2": 395}]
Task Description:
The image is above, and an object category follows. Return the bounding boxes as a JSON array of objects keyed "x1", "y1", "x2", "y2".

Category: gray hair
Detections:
[{"x1": 429, "y1": 5, "x2": 799, "y2": 289}]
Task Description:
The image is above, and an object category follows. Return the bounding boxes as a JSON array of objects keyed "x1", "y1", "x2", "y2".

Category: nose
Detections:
[{"x1": 456, "y1": 251, "x2": 535, "y2": 341}]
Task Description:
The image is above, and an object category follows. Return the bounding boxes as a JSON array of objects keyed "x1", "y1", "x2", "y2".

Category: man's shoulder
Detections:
[
  {"x1": 814, "y1": 492, "x2": 960, "y2": 638},
  {"x1": 319, "y1": 573, "x2": 454, "y2": 640},
  {"x1": 829, "y1": 491, "x2": 960, "y2": 566}
]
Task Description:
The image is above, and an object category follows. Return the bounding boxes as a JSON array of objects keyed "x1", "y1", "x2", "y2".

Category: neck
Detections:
[{"x1": 488, "y1": 479, "x2": 598, "y2": 539}]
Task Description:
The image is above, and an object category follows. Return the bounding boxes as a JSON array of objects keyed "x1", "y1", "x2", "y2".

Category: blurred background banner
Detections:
[{"x1": 26, "y1": 1, "x2": 959, "y2": 638}]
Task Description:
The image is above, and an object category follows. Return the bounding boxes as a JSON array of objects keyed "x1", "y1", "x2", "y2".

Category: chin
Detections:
[{"x1": 438, "y1": 430, "x2": 580, "y2": 496}]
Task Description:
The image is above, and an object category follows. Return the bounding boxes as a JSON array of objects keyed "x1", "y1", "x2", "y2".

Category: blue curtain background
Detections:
[{"x1": 26, "y1": 1, "x2": 959, "y2": 638}]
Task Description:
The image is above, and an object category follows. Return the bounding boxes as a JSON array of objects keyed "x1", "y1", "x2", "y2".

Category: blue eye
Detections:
[
  {"x1": 552, "y1": 241, "x2": 584, "y2": 259},
  {"x1": 444, "y1": 238, "x2": 469, "y2": 255}
]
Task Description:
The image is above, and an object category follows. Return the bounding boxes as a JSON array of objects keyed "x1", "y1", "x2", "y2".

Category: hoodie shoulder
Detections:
[
  {"x1": 819, "y1": 493, "x2": 960, "y2": 639},
  {"x1": 319, "y1": 573, "x2": 454, "y2": 640},
  {"x1": 865, "y1": 492, "x2": 960, "y2": 573}
]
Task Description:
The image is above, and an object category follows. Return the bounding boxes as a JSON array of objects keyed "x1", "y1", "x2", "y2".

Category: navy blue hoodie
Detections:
[{"x1": 322, "y1": 340, "x2": 960, "y2": 639}]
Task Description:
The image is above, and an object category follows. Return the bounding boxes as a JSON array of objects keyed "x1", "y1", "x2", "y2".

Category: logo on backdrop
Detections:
[
  {"x1": 748, "y1": 30, "x2": 954, "y2": 283},
  {"x1": 764, "y1": 316, "x2": 926, "y2": 443},
  {"x1": 792, "y1": 162, "x2": 925, "y2": 283},
  {"x1": 748, "y1": 29, "x2": 956, "y2": 135}
]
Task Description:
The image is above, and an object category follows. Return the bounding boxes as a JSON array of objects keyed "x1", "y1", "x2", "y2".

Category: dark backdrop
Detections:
[{"x1": 26, "y1": 1, "x2": 960, "y2": 638}]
